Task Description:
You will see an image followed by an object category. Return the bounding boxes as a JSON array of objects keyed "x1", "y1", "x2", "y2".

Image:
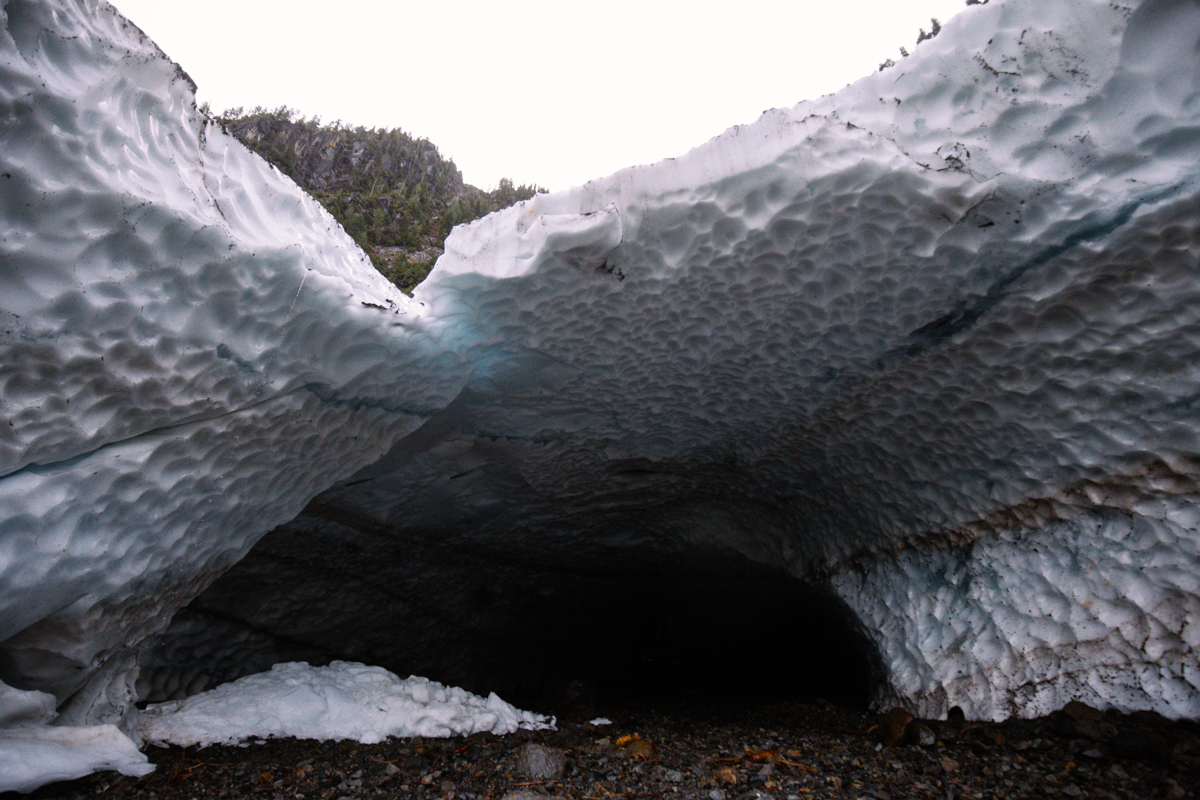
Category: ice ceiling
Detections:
[{"x1": 2, "y1": 0, "x2": 1200, "y2": 788}]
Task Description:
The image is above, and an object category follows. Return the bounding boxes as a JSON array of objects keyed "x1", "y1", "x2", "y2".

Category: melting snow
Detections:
[{"x1": 137, "y1": 662, "x2": 554, "y2": 748}]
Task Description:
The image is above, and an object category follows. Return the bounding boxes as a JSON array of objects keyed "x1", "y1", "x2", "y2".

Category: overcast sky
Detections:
[{"x1": 111, "y1": 0, "x2": 970, "y2": 192}]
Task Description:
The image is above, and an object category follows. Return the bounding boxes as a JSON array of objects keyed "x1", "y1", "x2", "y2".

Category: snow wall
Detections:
[{"x1": 3, "y1": 0, "x2": 1200, "y2": 789}]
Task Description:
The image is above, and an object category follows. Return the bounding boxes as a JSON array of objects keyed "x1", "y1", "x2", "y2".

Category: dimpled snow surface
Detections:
[
  {"x1": 4, "y1": 0, "x2": 1200, "y2": 792},
  {"x1": 0, "y1": 0, "x2": 461, "y2": 706},
  {"x1": 410, "y1": 0, "x2": 1200, "y2": 721},
  {"x1": 0, "y1": 0, "x2": 463, "y2": 789}
]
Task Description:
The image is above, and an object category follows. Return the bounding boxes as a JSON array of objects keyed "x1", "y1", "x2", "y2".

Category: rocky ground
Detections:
[{"x1": 16, "y1": 698, "x2": 1200, "y2": 800}]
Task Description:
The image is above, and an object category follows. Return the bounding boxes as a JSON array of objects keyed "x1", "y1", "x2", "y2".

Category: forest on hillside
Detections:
[{"x1": 211, "y1": 106, "x2": 543, "y2": 293}]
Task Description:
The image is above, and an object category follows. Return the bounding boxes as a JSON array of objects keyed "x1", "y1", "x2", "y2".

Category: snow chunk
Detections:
[
  {"x1": 0, "y1": 681, "x2": 152, "y2": 793},
  {"x1": 137, "y1": 662, "x2": 554, "y2": 747},
  {"x1": 0, "y1": 724, "x2": 153, "y2": 794}
]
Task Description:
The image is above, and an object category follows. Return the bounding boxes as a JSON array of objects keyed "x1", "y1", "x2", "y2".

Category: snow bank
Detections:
[{"x1": 137, "y1": 662, "x2": 554, "y2": 747}]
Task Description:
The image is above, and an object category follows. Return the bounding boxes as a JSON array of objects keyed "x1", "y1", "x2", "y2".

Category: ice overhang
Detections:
[{"x1": 2, "y1": 0, "x2": 1200, "y2": 790}]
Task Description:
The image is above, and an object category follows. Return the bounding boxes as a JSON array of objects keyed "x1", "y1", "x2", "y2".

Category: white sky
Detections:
[{"x1": 110, "y1": 0, "x2": 969, "y2": 192}]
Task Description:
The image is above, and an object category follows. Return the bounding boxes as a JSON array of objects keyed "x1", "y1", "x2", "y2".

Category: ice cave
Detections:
[{"x1": 3, "y1": 0, "x2": 1200, "y2": 790}]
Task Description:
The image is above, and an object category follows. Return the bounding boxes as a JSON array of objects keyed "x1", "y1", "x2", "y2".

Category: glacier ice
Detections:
[
  {"x1": 0, "y1": 0, "x2": 467, "y2": 789},
  {"x1": 0, "y1": 0, "x2": 460, "y2": 702},
  {"x1": 4, "y1": 0, "x2": 1200, "y2": 790}
]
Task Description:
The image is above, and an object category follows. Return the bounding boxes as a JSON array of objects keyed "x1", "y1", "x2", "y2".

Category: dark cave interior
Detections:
[
  {"x1": 146, "y1": 512, "x2": 886, "y2": 717},
  {"x1": 514, "y1": 566, "x2": 888, "y2": 714}
]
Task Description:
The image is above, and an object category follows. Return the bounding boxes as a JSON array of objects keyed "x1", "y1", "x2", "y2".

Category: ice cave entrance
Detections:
[{"x1": 153, "y1": 528, "x2": 885, "y2": 715}]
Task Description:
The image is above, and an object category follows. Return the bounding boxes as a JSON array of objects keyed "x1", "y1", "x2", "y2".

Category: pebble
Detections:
[
  {"x1": 908, "y1": 723, "x2": 936, "y2": 747},
  {"x1": 500, "y1": 792, "x2": 543, "y2": 800},
  {"x1": 34, "y1": 698, "x2": 1200, "y2": 800},
  {"x1": 873, "y1": 707, "x2": 915, "y2": 747},
  {"x1": 735, "y1": 790, "x2": 774, "y2": 800},
  {"x1": 515, "y1": 742, "x2": 565, "y2": 780},
  {"x1": 1173, "y1": 737, "x2": 1200, "y2": 770}
]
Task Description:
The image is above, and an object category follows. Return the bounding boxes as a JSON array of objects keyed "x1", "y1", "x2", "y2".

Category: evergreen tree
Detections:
[{"x1": 218, "y1": 107, "x2": 545, "y2": 294}]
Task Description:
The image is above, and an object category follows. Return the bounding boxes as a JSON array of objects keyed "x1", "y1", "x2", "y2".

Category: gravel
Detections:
[{"x1": 18, "y1": 698, "x2": 1200, "y2": 799}]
